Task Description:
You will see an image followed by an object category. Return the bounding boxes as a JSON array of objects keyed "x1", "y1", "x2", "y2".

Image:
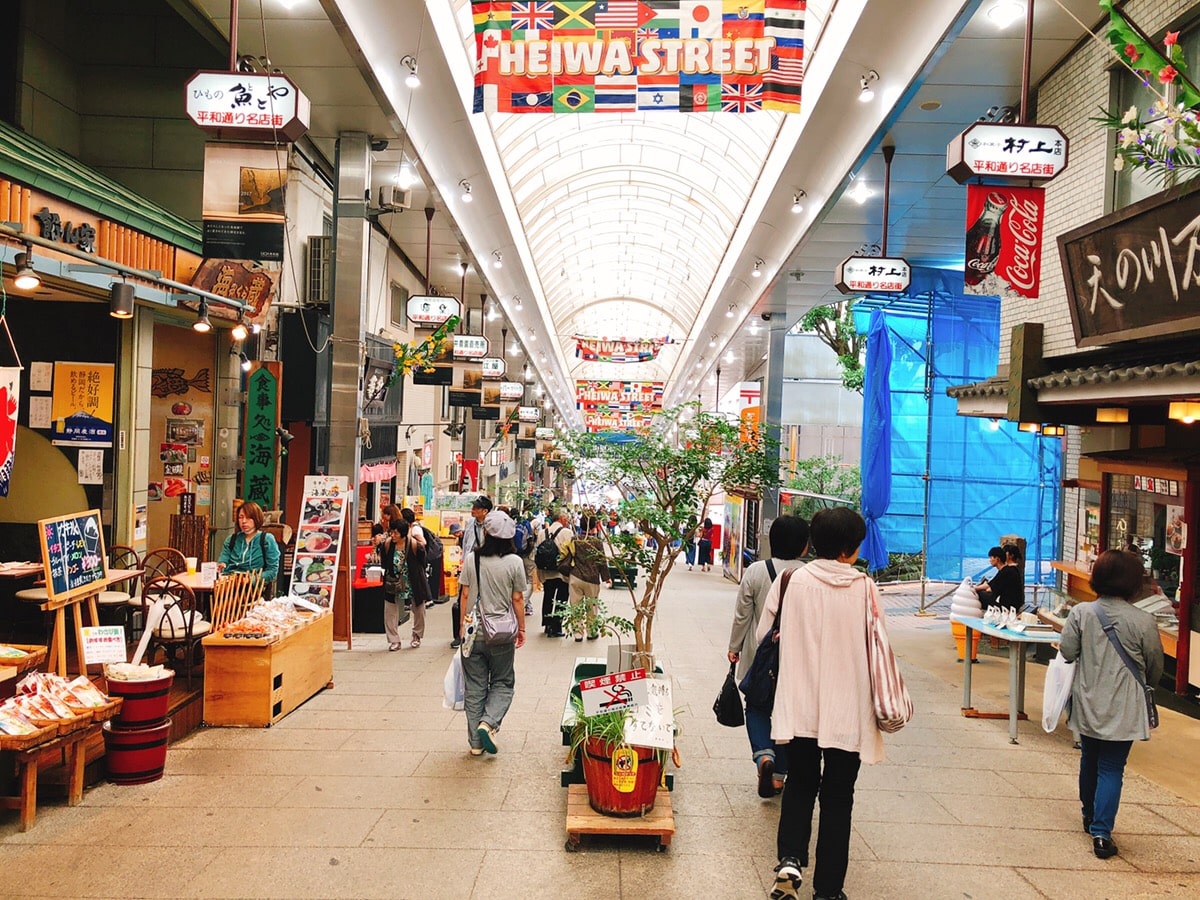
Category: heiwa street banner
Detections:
[
  {"x1": 576, "y1": 380, "x2": 665, "y2": 411},
  {"x1": 574, "y1": 335, "x2": 673, "y2": 362},
  {"x1": 472, "y1": 1, "x2": 805, "y2": 114}
]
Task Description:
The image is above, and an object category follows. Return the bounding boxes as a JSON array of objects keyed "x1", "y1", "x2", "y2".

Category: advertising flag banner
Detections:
[
  {"x1": 963, "y1": 183, "x2": 1045, "y2": 300},
  {"x1": 575, "y1": 380, "x2": 665, "y2": 412},
  {"x1": 51, "y1": 362, "x2": 115, "y2": 447},
  {"x1": 0, "y1": 368, "x2": 18, "y2": 497},
  {"x1": 472, "y1": 1, "x2": 805, "y2": 114},
  {"x1": 574, "y1": 335, "x2": 673, "y2": 362}
]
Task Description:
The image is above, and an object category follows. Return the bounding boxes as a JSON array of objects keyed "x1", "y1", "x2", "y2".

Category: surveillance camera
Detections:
[
  {"x1": 760, "y1": 312, "x2": 773, "y2": 322},
  {"x1": 370, "y1": 138, "x2": 389, "y2": 152}
]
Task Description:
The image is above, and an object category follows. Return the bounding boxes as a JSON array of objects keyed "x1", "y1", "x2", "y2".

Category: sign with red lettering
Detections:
[
  {"x1": 579, "y1": 668, "x2": 648, "y2": 716},
  {"x1": 185, "y1": 71, "x2": 310, "y2": 142},
  {"x1": 963, "y1": 183, "x2": 1044, "y2": 300},
  {"x1": 834, "y1": 256, "x2": 911, "y2": 295},
  {"x1": 947, "y1": 123, "x2": 1068, "y2": 184}
]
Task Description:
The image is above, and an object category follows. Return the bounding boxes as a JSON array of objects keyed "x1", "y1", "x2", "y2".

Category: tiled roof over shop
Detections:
[
  {"x1": 1028, "y1": 360, "x2": 1200, "y2": 390},
  {"x1": 0, "y1": 120, "x2": 202, "y2": 253}
]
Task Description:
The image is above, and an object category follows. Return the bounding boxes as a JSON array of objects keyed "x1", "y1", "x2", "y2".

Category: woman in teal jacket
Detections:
[{"x1": 217, "y1": 500, "x2": 281, "y2": 583}]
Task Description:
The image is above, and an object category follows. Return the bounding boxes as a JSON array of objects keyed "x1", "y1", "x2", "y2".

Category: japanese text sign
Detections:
[
  {"x1": 453, "y1": 334, "x2": 489, "y2": 360},
  {"x1": 518, "y1": 405, "x2": 542, "y2": 423},
  {"x1": 289, "y1": 475, "x2": 350, "y2": 608},
  {"x1": 38, "y1": 509, "x2": 108, "y2": 602},
  {"x1": 82, "y1": 626, "x2": 128, "y2": 665},
  {"x1": 579, "y1": 668, "x2": 647, "y2": 716},
  {"x1": 242, "y1": 364, "x2": 280, "y2": 509},
  {"x1": 834, "y1": 257, "x2": 911, "y2": 295},
  {"x1": 51, "y1": 362, "x2": 114, "y2": 447},
  {"x1": 623, "y1": 676, "x2": 674, "y2": 750},
  {"x1": 499, "y1": 381, "x2": 525, "y2": 400},
  {"x1": 481, "y1": 357, "x2": 506, "y2": 379},
  {"x1": 947, "y1": 122, "x2": 1068, "y2": 184},
  {"x1": 408, "y1": 295, "x2": 461, "y2": 326},
  {"x1": 186, "y1": 71, "x2": 310, "y2": 142}
]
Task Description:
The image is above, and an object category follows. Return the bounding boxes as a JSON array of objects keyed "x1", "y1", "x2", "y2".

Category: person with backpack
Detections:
[
  {"x1": 217, "y1": 500, "x2": 281, "y2": 591},
  {"x1": 564, "y1": 514, "x2": 611, "y2": 641},
  {"x1": 399, "y1": 508, "x2": 430, "y2": 645},
  {"x1": 382, "y1": 520, "x2": 413, "y2": 651},
  {"x1": 505, "y1": 506, "x2": 536, "y2": 617},
  {"x1": 535, "y1": 508, "x2": 574, "y2": 637},
  {"x1": 727, "y1": 515, "x2": 809, "y2": 798},
  {"x1": 452, "y1": 495, "x2": 493, "y2": 648}
]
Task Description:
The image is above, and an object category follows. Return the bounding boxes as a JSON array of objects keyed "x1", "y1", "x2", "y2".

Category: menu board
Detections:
[
  {"x1": 38, "y1": 509, "x2": 109, "y2": 602},
  {"x1": 288, "y1": 475, "x2": 350, "y2": 608}
]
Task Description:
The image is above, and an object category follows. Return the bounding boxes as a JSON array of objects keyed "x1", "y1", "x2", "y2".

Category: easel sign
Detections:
[
  {"x1": 289, "y1": 475, "x2": 350, "y2": 609},
  {"x1": 37, "y1": 509, "x2": 109, "y2": 603},
  {"x1": 81, "y1": 626, "x2": 128, "y2": 665}
]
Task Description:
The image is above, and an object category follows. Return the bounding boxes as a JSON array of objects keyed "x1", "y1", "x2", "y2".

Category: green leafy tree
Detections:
[
  {"x1": 799, "y1": 301, "x2": 864, "y2": 393},
  {"x1": 559, "y1": 403, "x2": 782, "y2": 668},
  {"x1": 787, "y1": 454, "x2": 861, "y2": 508}
]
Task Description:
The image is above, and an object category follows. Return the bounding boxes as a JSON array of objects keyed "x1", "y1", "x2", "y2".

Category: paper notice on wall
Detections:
[
  {"x1": 28, "y1": 395, "x2": 52, "y2": 429},
  {"x1": 77, "y1": 448, "x2": 104, "y2": 484},
  {"x1": 623, "y1": 677, "x2": 674, "y2": 751},
  {"x1": 29, "y1": 362, "x2": 53, "y2": 392},
  {"x1": 134, "y1": 505, "x2": 147, "y2": 541}
]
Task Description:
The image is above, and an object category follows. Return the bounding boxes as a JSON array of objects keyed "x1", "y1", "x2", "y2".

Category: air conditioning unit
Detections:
[
  {"x1": 378, "y1": 185, "x2": 413, "y2": 211},
  {"x1": 306, "y1": 235, "x2": 331, "y2": 307}
]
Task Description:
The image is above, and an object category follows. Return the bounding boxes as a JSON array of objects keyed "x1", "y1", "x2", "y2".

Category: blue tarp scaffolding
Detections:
[{"x1": 854, "y1": 267, "x2": 1061, "y2": 584}]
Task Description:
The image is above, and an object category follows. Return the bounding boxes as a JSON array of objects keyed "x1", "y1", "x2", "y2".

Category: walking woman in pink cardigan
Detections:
[{"x1": 758, "y1": 507, "x2": 891, "y2": 900}]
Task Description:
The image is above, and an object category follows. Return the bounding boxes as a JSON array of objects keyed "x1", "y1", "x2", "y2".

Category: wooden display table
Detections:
[
  {"x1": 564, "y1": 783, "x2": 674, "y2": 852},
  {"x1": 1050, "y1": 560, "x2": 1097, "y2": 602},
  {"x1": 201, "y1": 611, "x2": 333, "y2": 727}
]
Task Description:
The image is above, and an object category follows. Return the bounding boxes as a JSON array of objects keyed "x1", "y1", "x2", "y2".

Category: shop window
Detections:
[
  {"x1": 390, "y1": 282, "x2": 409, "y2": 330},
  {"x1": 1110, "y1": 24, "x2": 1200, "y2": 210},
  {"x1": 1105, "y1": 473, "x2": 1184, "y2": 597}
]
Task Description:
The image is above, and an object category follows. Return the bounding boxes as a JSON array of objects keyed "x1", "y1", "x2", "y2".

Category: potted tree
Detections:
[
  {"x1": 565, "y1": 693, "x2": 672, "y2": 817},
  {"x1": 558, "y1": 403, "x2": 782, "y2": 671}
]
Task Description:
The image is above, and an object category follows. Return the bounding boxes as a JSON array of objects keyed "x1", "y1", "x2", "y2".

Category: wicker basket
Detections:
[{"x1": 0, "y1": 723, "x2": 58, "y2": 751}]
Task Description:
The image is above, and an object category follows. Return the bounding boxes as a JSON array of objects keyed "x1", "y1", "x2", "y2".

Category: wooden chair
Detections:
[
  {"x1": 127, "y1": 548, "x2": 185, "y2": 637},
  {"x1": 142, "y1": 576, "x2": 208, "y2": 689},
  {"x1": 209, "y1": 571, "x2": 264, "y2": 632},
  {"x1": 97, "y1": 545, "x2": 140, "y2": 630}
]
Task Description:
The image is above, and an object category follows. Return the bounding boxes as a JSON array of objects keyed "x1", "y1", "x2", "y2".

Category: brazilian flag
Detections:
[{"x1": 554, "y1": 85, "x2": 595, "y2": 112}]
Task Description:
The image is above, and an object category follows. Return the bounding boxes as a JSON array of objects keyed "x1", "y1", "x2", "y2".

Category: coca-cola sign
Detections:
[
  {"x1": 963, "y1": 184, "x2": 1044, "y2": 300},
  {"x1": 947, "y1": 123, "x2": 1068, "y2": 184},
  {"x1": 1059, "y1": 177, "x2": 1200, "y2": 347}
]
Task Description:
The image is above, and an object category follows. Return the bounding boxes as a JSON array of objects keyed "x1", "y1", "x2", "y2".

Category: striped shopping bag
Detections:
[{"x1": 865, "y1": 580, "x2": 914, "y2": 733}]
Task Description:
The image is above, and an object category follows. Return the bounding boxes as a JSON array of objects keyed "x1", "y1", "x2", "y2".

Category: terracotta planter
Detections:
[{"x1": 581, "y1": 736, "x2": 661, "y2": 817}]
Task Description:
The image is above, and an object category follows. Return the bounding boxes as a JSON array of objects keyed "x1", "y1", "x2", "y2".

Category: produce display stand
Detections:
[
  {"x1": 564, "y1": 783, "x2": 674, "y2": 852},
  {"x1": 200, "y1": 610, "x2": 333, "y2": 727}
]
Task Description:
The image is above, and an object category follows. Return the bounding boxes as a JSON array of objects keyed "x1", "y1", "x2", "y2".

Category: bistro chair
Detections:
[
  {"x1": 209, "y1": 571, "x2": 265, "y2": 632},
  {"x1": 97, "y1": 545, "x2": 141, "y2": 631},
  {"x1": 127, "y1": 547, "x2": 185, "y2": 636},
  {"x1": 142, "y1": 576, "x2": 209, "y2": 689}
]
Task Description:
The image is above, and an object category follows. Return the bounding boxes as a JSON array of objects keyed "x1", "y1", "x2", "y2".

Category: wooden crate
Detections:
[
  {"x1": 201, "y1": 612, "x2": 333, "y2": 726},
  {"x1": 564, "y1": 783, "x2": 674, "y2": 852}
]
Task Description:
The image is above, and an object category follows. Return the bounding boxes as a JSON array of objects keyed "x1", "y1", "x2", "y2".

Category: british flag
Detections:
[
  {"x1": 511, "y1": 1, "x2": 555, "y2": 31},
  {"x1": 721, "y1": 81, "x2": 762, "y2": 112}
]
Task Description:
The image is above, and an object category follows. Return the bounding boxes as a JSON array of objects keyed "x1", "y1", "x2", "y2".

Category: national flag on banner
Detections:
[
  {"x1": 473, "y1": 1, "x2": 511, "y2": 30},
  {"x1": 512, "y1": 1, "x2": 556, "y2": 31},
  {"x1": 594, "y1": 0, "x2": 650, "y2": 28},
  {"x1": 555, "y1": 85, "x2": 596, "y2": 111},
  {"x1": 503, "y1": 73, "x2": 555, "y2": 112},
  {"x1": 722, "y1": 1, "x2": 764, "y2": 40},
  {"x1": 638, "y1": 83, "x2": 680, "y2": 110},
  {"x1": 595, "y1": 73, "x2": 638, "y2": 111},
  {"x1": 680, "y1": 0, "x2": 721, "y2": 38},
  {"x1": 721, "y1": 80, "x2": 762, "y2": 112},
  {"x1": 765, "y1": 0, "x2": 805, "y2": 51},
  {"x1": 763, "y1": 0, "x2": 804, "y2": 110},
  {"x1": 681, "y1": 73, "x2": 721, "y2": 111},
  {"x1": 643, "y1": 0, "x2": 681, "y2": 37},
  {"x1": 555, "y1": 0, "x2": 597, "y2": 30}
]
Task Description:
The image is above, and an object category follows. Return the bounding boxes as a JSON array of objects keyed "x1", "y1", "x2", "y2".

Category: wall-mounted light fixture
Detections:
[
  {"x1": 192, "y1": 298, "x2": 213, "y2": 333},
  {"x1": 230, "y1": 311, "x2": 249, "y2": 342},
  {"x1": 1041, "y1": 424, "x2": 1066, "y2": 438},
  {"x1": 395, "y1": 165, "x2": 416, "y2": 189},
  {"x1": 460, "y1": 180, "x2": 473, "y2": 203},
  {"x1": 275, "y1": 426, "x2": 295, "y2": 456},
  {"x1": 709, "y1": 334, "x2": 717, "y2": 347},
  {"x1": 1168, "y1": 400, "x2": 1200, "y2": 424},
  {"x1": 1017, "y1": 422, "x2": 1040, "y2": 433},
  {"x1": 791, "y1": 190, "x2": 807, "y2": 214},
  {"x1": 859, "y1": 69, "x2": 879, "y2": 103},
  {"x1": 1096, "y1": 407, "x2": 1129, "y2": 424},
  {"x1": 401, "y1": 55, "x2": 420, "y2": 88},
  {"x1": 987, "y1": 0, "x2": 1025, "y2": 29},
  {"x1": 13, "y1": 246, "x2": 39, "y2": 291},
  {"x1": 239, "y1": 352, "x2": 252, "y2": 373},
  {"x1": 492, "y1": 251, "x2": 503, "y2": 269},
  {"x1": 108, "y1": 281, "x2": 135, "y2": 319},
  {"x1": 514, "y1": 294, "x2": 522, "y2": 309},
  {"x1": 726, "y1": 304, "x2": 736, "y2": 318},
  {"x1": 751, "y1": 258, "x2": 764, "y2": 278}
]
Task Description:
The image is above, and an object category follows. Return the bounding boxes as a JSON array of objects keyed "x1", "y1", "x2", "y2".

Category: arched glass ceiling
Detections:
[{"x1": 446, "y1": 1, "x2": 830, "y2": 387}]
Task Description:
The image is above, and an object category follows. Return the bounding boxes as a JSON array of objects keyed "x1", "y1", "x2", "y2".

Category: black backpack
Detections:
[
  {"x1": 534, "y1": 525, "x2": 565, "y2": 570},
  {"x1": 423, "y1": 528, "x2": 443, "y2": 562}
]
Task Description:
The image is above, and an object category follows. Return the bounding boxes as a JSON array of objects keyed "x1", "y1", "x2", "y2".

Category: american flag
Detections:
[
  {"x1": 721, "y1": 81, "x2": 762, "y2": 112},
  {"x1": 595, "y1": 1, "x2": 642, "y2": 28},
  {"x1": 512, "y1": 1, "x2": 556, "y2": 30},
  {"x1": 770, "y1": 55, "x2": 803, "y2": 86}
]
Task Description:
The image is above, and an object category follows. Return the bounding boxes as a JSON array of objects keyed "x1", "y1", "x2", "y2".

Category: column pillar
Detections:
[{"x1": 758, "y1": 320, "x2": 788, "y2": 557}]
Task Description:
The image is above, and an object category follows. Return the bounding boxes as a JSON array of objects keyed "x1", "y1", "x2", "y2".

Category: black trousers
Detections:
[
  {"x1": 541, "y1": 577, "x2": 569, "y2": 635},
  {"x1": 451, "y1": 599, "x2": 461, "y2": 641},
  {"x1": 777, "y1": 738, "x2": 862, "y2": 897}
]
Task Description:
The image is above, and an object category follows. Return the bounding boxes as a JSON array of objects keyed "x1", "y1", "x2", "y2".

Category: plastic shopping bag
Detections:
[
  {"x1": 443, "y1": 652, "x2": 465, "y2": 711},
  {"x1": 1041, "y1": 651, "x2": 1075, "y2": 733}
]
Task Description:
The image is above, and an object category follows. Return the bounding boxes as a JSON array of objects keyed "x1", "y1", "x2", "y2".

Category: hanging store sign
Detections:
[
  {"x1": 481, "y1": 357, "x2": 506, "y2": 379},
  {"x1": 518, "y1": 405, "x2": 542, "y2": 423},
  {"x1": 574, "y1": 335, "x2": 673, "y2": 363},
  {"x1": 190, "y1": 260, "x2": 277, "y2": 322},
  {"x1": 575, "y1": 380, "x2": 665, "y2": 412},
  {"x1": 472, "y1": 0, "x2": 805, "y2": 115},
  {"x1": 185, "y1": 71, "x2": 310, "y2": 142},
  {"x1": 449, "y1": 390, "x2": 482, "y2": 408},
  {"x1": 241, "y1": 363, "x2": 281, "y2": 509},
  {"x1": 834, "y1": 256, "x2": 911, "y2": 295},
  {"x1": 1059, "y1": 178, "x2": 1200, "y2": 347},
  {"x1": 963, "y1": 184, "x2": 1044, "y2": 299},
  {"x1": 453, "y1": 334, "x2": 490, "y2": 360},
  {"x1": 499, "y1": 381, "x2": 525, "y2": 401},
  {"x1": 471, "y1": 405, "x2": 500, "y2": 420},
  {"x1": 535, "y1": 426, "x2": 555, "y2": 440},
  {"x1": 407, "y1": 295, "x2": 461, "y2": 326},
  {"x1": 946, "y1": 122, "x2": 1068, "y2": 184}
]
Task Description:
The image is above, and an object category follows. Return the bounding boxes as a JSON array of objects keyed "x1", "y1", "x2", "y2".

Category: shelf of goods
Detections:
[{"x1": 201, "y1": 610, "x2": 333, "y2": 727}]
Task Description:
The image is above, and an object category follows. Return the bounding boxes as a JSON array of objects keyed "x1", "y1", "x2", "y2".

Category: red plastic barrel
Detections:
[
  {"x1": 103, "y1": 672, "x2": 174, "y2": 728},
  {"x1": 102, "y1": 718, "x2": 172, "y2": 785},
  {"x1": 581, "y1": 736, "x2": 661, "y2": 817}
]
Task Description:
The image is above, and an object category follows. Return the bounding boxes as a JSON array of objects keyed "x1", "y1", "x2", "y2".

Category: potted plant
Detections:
[
  {"x1": 557, "y1": 402, "x2": 782, "y2": 671},
  {"x1": 565, "y1": 693, "x2": 672, "y2": 817}
]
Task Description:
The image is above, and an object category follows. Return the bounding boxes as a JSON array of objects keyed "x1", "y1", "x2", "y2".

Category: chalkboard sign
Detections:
[{"x1": 38, "y1": 509, "x2": 109, "y2": 602}]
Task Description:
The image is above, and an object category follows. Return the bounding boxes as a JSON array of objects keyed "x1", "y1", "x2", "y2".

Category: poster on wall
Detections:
[
  {"x1": 963, "y1": 183, "x2": 1044, "y2": 300},
  {"x1": 50, "y1": 362, "x2": 114, "y2": 447},
  {"x1": 1166, "y1": 505, "x2": 1186, "y2": 556},
  {"x1": 289, "y1": 475, "x2": 350, "y2": 609},
  {"x1": 0, "y1": 368, "x2": 18, "y2": 497}
]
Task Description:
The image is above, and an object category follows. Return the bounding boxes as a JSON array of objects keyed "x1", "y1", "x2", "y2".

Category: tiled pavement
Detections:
[{"x1": 3, "y1": 567, "x2": 1200, "y2": 898}]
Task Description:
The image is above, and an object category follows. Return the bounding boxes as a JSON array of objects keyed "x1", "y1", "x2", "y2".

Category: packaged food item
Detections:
[
  {"x1": 0, "y1": 645, "x2": 29, "y2": 659},
  {"x1": 103, "y1": 662, "x2": 172, "y2": 682},
  {"x1": 0, "y1": 706, "x2": 39, "y2": 736}
]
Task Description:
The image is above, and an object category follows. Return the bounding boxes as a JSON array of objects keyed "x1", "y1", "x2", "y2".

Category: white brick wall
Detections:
[{"x1": 1002, "y1": 0, "x2": 1198, "y2": 360}]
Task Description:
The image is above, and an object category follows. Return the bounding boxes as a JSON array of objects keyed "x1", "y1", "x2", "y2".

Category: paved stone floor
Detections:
[{"x1": 3, "y1": 565, "x2": 1200, "y2": 898}]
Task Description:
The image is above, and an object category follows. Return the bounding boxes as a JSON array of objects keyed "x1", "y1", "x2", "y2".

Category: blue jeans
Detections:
[
  {"x1": 745, "y1": 703, "x2": 788, "y2": 776},
  {"x1": 1079, "y1": 735, "x2": 1133, "y2": 839},
  {"x1": 684, "y1": 542, "x2": 696, "y2": 565}
]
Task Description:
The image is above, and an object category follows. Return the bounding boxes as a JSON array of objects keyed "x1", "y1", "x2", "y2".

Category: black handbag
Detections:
[
  {"x1": 713, "y1": 661, "x2": 745, "y2": 727},
  {"x1": 738, "y1": 569, "x2": 796, "y2": 709}
]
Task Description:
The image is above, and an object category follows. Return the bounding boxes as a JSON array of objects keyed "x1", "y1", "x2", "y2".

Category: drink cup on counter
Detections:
[{"x1": 185, "y1": 556, "x2": 198, "y2": 574}]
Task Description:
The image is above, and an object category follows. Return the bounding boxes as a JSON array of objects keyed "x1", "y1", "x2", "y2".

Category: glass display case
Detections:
[{"x1": 1104, "y1": 474, "x2": 1183, "y2": 600}]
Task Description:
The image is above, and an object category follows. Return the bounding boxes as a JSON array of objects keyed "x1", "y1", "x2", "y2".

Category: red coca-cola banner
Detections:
[{"x1": 963, "y1": 183, "x2": 1045, "y2": 300}]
